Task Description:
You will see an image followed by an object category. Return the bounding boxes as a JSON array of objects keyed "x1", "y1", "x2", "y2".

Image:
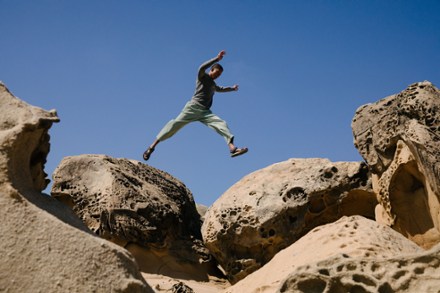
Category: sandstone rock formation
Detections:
[
  {"x1": 202, "y1": 158, "x2": 376, "y2": 283},
  {"x1": 0, "y1": 83, "x2": 151, "y2": 292},
  {"x1": 51, "y1": 155, "x2": 222, "y2": 281},
  {"x1": 352, "y1": 81, "x2": 440, "y2": 249},
  {"x1": 6, "y1": 78, "x2": 440, "y2": 293},
  {"x1": 225, "y1": 216, "x2": 440, "y2": 293}
]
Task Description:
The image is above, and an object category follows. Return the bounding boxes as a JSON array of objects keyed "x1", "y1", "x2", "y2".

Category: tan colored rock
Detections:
[
  {"x1": 51, "y1": 155, "x2": 223, "y2": 281},
  {"x1": 196, "y1": 203, "x2": 209, "y2": 222},
  {"x1": 225, "y1": 216, "x2": 439, "y2": 293},
  {"x1": 202, "y1": 158, "x2": 376, "y2": 283},
  {"x1": 0, "y1": 82, "x2": 58, "y2": 192},
  {"x1": 352, "y1": 81, "x2": 440, "y2": 249},
  {"x1": 0, "y1": 83, "x2": 151, "y2": 292},
  {"x1": 141, "y1": 273, "x2": 228, "y2": 293},
  {"x1": 277, "y1": 243, "x2": 440, "y2": 293}
]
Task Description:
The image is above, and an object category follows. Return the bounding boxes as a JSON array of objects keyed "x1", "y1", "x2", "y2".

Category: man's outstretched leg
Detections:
[
  {"x1": 200, "y1": 112, "x2": 248, "y2": 158},
  {"x1": 143, "y1": 101, "x2": 200, "y2": 161}
]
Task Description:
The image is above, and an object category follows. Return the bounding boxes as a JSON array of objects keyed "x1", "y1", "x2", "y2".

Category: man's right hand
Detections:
[{"x1": 217, "y1": 50, "x2": 226, "y2": 60}]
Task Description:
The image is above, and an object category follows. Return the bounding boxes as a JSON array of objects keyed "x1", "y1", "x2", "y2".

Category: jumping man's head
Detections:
[{"x1": 209, "y1": 63, "x2": 223, "y2": 80}]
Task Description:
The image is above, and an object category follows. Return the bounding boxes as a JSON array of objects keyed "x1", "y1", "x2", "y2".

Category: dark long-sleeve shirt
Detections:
[{"x1": 191, "y1": 57, "x2": 235, "y2": 109}]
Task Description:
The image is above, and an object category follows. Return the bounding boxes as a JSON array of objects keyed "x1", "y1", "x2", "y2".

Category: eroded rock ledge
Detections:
[
  {"x1": 51, "y1": 155, "x2": 223, "y2": 281},
  {"x1": 0, "y1": 83, "x2": 151, "y2": 293},
  {"x1": 202, "y1": 158, "x2": 376, "y2": 283},
  {"x1": 352, "y1": 81, "x2": 440, "y2": 249},
  {"x1": 225, "y1": 216, "x2": 439, "y2": 293},
  {"x1": 0, "y1": 82, "x2": 59, "y2": 192}
]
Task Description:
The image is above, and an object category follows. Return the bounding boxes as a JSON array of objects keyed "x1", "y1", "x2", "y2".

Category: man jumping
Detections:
[{"x1": 143, "y1": 50, "x2": 248, "y2": 161}]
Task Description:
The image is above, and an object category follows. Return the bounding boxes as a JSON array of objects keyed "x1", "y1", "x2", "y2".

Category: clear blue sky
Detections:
[{"x1": 2, "y1": 1, "x2": 439, "y2": 206}]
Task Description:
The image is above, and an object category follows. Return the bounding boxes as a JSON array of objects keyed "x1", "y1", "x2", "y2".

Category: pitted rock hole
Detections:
[
  {"x1": 259, "y1": 227, "x2": 276, "y2": 239},
  {"x1": 295, "y1": 278, "x2": 327, "y2": 293},
  {"x1": 259, "y1": 228, "x2": 267, "y2": 238},
  {"x1": 389, "y1": 161, "x2": 435, "y2": 243},
  {"x1": 285, "y1": 187, "x2": 307, "y2": 201},
  {"x1": 309, "y1": 195, "x2": 326, "y2": 214},
  {"x1": 289, "y1": 215, "x2": 298, "y2": 224},
  {"x1": 322, "y1": 166, "x2": 339, "y2": 179}
]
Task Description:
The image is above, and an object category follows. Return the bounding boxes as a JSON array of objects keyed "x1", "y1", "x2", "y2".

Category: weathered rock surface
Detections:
[
  {"x1": 225, "y1": 215, "x2": 440, "y2": 293},
  {"x1": 202, "y1": 158, "x2": 376, "y2": 283},
  {"x1": 352, "y1": 81, "x2": 440, "y2": 249},
  {"x1": 140, "y1": 272, "x2": 229, "y2": 293},
  {"x1": 51, "y1": 155, "x2": 222, "y2": 281},
  {"x1": 0, "y1": 83, "x2": 151, "y2": 292},
  {"x1": 7, "y1": 78, "x2": 440, "y2": 293}
]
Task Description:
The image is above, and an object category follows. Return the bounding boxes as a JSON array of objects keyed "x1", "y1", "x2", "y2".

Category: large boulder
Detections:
[
  {"x1": 0, "y1": 83, "x2": 151, "y2": 292},
  {"x1": 202, "y1": 158, "x2": 376, "y2": 283},
  {"x1": 51, "y1": 155, "x2": 222, "y2": 281},
  {"x1": 352, "y1": 81, "x2": 440, "y2": 249},
  {"x1": 225, "y1": 216, "x2": 440, "y2": 293}
]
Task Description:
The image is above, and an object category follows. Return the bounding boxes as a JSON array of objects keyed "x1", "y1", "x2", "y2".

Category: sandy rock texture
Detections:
[
  {"x1": 202, "y1": 158, "x2": 376, "y2": 283},
  {"x1": 352, "y1": 81, "x2": 440, "y2": 249},
  {"x1": 226, "y1": 216, "x2": 439, "y2": 293},
  {"x1": 0, "y1": 83, "x2": 151, "y2": 293},
  {"x1": 51, "y1": 155, "x2": 222, "y2": 281},
  {"x1": 141, "y1": 273, "x2": 229, "y2": 293}
]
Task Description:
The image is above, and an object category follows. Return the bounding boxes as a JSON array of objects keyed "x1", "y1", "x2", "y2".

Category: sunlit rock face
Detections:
[
  {"x1": 225, "y1": 216, "x2": 438, "y2": 293},
  {"x1": 202, "y1": 158, "x2": 376, "y2": 283},
  {"x1": 352, "y1": 81, "x2": 440, "y2": 249},
  {"x1": 0, "y1": 82, "x2": 59, "y2": 192},
  {"x1": 0, "y1": 83, "x2": 150, "y2": 293},
  {"x1": 51, "y1": 155, "x2": 222, "y2": 281}
]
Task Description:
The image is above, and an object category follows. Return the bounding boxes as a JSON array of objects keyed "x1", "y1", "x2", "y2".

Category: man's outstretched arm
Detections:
[
  {"x1": 216, "y1": 84, "x2": 239, "y2": 92},
  {"x1": 198, "y1": 50, "x2": 226, "y2": 79}
]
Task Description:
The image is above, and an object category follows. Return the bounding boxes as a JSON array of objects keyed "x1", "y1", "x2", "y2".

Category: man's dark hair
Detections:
[{"x1": 211, "y1": 63, "x2": 223, "y2": 72}]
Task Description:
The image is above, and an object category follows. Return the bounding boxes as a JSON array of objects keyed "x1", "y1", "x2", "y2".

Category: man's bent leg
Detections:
[{"x1": 200, "y1": 111, "x2": 248, "y2": 157}]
